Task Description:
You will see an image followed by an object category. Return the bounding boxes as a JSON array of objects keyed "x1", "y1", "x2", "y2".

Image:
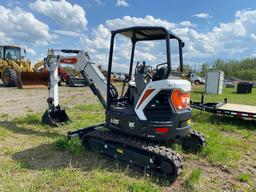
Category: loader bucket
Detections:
[
  {"x1": 67, "y1": 77, "x2": 88, "y2": 87},
  {"x1": 42, "y1": 107, "x2": 70, "y2": 127},
  {"x1": 17, "y1": 72, "x2": 48, "y2": 89}
]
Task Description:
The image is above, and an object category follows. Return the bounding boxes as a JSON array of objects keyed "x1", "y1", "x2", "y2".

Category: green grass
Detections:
[
  {"x1": 192, "y1": 115, "x2": 250, "y2": 167},
  {"x1": 0, "y1": 126, "x2": 11, "y2": 139},
  {"x1": 0, "y1": 88, "x2": 256, "y2": 191},
  {"x1": 0, "y1": 113, "x2": 9, "y2": 120},
  {"x1": 13, "y1": 114, "x2": 42, "y2": 125},
  {"x1": 183, "y1": 168, "x2": 202, "y2": 192},
  {"x1": 191, "y1": 86, "x2": 256, "y2": 164},
  {"x1": 54, "y1": 137, "x2": 82, "y2": 155},
  {"x1": 238, "y1": 173, "x2": 250, "y2": 183}
]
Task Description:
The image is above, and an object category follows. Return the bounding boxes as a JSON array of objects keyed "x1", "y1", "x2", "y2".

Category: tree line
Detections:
[{"x1": 197, "y1": 58, "x2": 256, "y2": 81}]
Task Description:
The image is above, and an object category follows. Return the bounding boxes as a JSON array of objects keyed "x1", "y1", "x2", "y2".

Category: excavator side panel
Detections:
[{"x1": 17, "y1": 71, "x2": 48, "y2": 89}]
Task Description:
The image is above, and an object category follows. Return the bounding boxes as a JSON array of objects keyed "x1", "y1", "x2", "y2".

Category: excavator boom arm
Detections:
[{"x1": 45, "y1": 49, "x2": 107, "y2": 108}]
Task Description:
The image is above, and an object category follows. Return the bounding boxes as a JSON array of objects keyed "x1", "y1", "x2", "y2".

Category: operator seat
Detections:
[{"x1": 152, "y1": 65, "x2": 167, "y2": 81}]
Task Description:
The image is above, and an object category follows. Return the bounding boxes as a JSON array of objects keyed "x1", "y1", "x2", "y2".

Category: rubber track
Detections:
[{"x1": 82, "y1": 129, "x2": 183, "y2": 179}]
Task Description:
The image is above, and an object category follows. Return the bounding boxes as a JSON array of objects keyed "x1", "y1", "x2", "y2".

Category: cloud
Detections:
[
  {"x1": 94, "y1": 0, "x2": 104, "y2": 6},
  {"x1": 105, "y1": 15, "x2": 176, "y2": 30},
  {"x1": 3, "y1": 2, "x2": 255, "y2": 71},
  {"x1": 0, "y1": 5, "x2": 53, "y2": 45},
  {"x1": 30, "y1": 0, "x2": 87, "y2": 31},
  {"x1": 250, "y1": 33, "x2": 256, "y2": 40},
  {"x1": 27, "y1": 48, "x2": 37, "y2": 56},
  {"x1": 80, "y1": 10, "x2": 256, "y2": 71},
  {"x1": 0, "y1": 31, "x2": 12, "y2": 44},
  {"x1": 81, "y1": 15, "x2": 176, "y2": 60},
  {"x1": 52, "y1": 30, "x2": 81, "y2": 37},
  {"x1": 180, "y1": 9, "x2": 256, "y2": 63},
  {"x1": 21, "y1": 46, "x2": 37, "y2": 56},
  {"x1": 179, "y1": 21, "x2": 196, "y2": 28},
  {"x1": 80, "y1": 15, "x2": 178, "y2": 70},
  {"x1": 116, "y1": 0, "x2": 129, "y2": 7},
  {"x1": 193, "y1": 13, "x2": 212, "y2": 19}
]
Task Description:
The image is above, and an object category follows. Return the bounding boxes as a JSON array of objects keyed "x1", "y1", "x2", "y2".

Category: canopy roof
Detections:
[{"x1": 112, "y1": 26, "x2": 182, "y2": 42}]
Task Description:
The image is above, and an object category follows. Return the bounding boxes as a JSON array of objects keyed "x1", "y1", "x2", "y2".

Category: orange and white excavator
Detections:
[{"x1": 41, "y1": 26, "x2": 206, "y2": 182}]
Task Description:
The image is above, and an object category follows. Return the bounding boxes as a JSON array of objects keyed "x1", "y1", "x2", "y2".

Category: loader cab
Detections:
[
  {"x1": 0, "y1": 46, "x2": 22, "y2": 61},
  {"x1": 106, "y1": 26, "x2": 191, "y2": 141}
]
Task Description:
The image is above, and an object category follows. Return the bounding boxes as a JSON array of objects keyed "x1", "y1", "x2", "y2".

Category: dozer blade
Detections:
[
  {"x1": 42, "y1": 107, "x2": 70, "y2": 127},
  {"x1": 67, "y1": 77, "x2": 88, "y2": 87},
  {"x1": 17, "y1": 72, "x2": 48, "y2": 89}
]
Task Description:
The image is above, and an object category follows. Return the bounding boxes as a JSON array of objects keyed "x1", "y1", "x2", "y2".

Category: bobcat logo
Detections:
[
  {"x1": 110, "y1": 118, "x2": 119, "y2": 125},
  {"x1": 129, "y1": 122, "x2": 135, "y2": 129}
]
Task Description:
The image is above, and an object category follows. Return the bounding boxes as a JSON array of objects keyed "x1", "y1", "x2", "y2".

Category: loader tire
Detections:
[{"x1": 2, "y1": 68, "x2": 17, "y2": 87}]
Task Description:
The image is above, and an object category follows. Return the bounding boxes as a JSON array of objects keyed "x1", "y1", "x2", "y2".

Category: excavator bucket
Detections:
[
  {"x1": 17, "y1": 72, "x2": 49, "y2": 89},
  {"x1": 42, "y1": 106, "x2": 70, "y2": 127}
]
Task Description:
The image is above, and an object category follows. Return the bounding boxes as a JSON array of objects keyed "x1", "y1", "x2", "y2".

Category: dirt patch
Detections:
[{"x1": 0, "y1": 81, "x2": 97, "y2": 119}]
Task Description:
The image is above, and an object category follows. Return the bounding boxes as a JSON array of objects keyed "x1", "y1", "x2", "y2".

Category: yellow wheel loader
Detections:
[{"x1": 0, "y1": 45, "x2": 48, "y2": 88}]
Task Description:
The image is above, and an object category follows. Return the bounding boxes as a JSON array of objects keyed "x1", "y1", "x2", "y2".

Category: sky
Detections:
[{"x1": 1, "y1": 0, "x2": 256, "y2": 72}]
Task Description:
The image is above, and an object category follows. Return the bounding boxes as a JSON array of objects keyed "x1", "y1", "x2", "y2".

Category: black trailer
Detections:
[{"x1": 191, "y1": 95, "x2": 256, "y2": 120}]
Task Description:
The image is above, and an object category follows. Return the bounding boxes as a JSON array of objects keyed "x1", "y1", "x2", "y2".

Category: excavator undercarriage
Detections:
[{"x1": 68, "y1": 124, "x2": 183, "y2": 180}]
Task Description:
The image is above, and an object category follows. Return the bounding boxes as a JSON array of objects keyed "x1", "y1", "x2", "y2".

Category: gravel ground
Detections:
[{"x1": 0, "y1": 80, "x2": 97, "y2": 119}]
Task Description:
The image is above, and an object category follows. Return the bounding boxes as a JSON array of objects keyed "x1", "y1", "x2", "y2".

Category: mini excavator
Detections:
[{"x1": 42, "y1": 26, "x2": 206, "y2": 181}]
